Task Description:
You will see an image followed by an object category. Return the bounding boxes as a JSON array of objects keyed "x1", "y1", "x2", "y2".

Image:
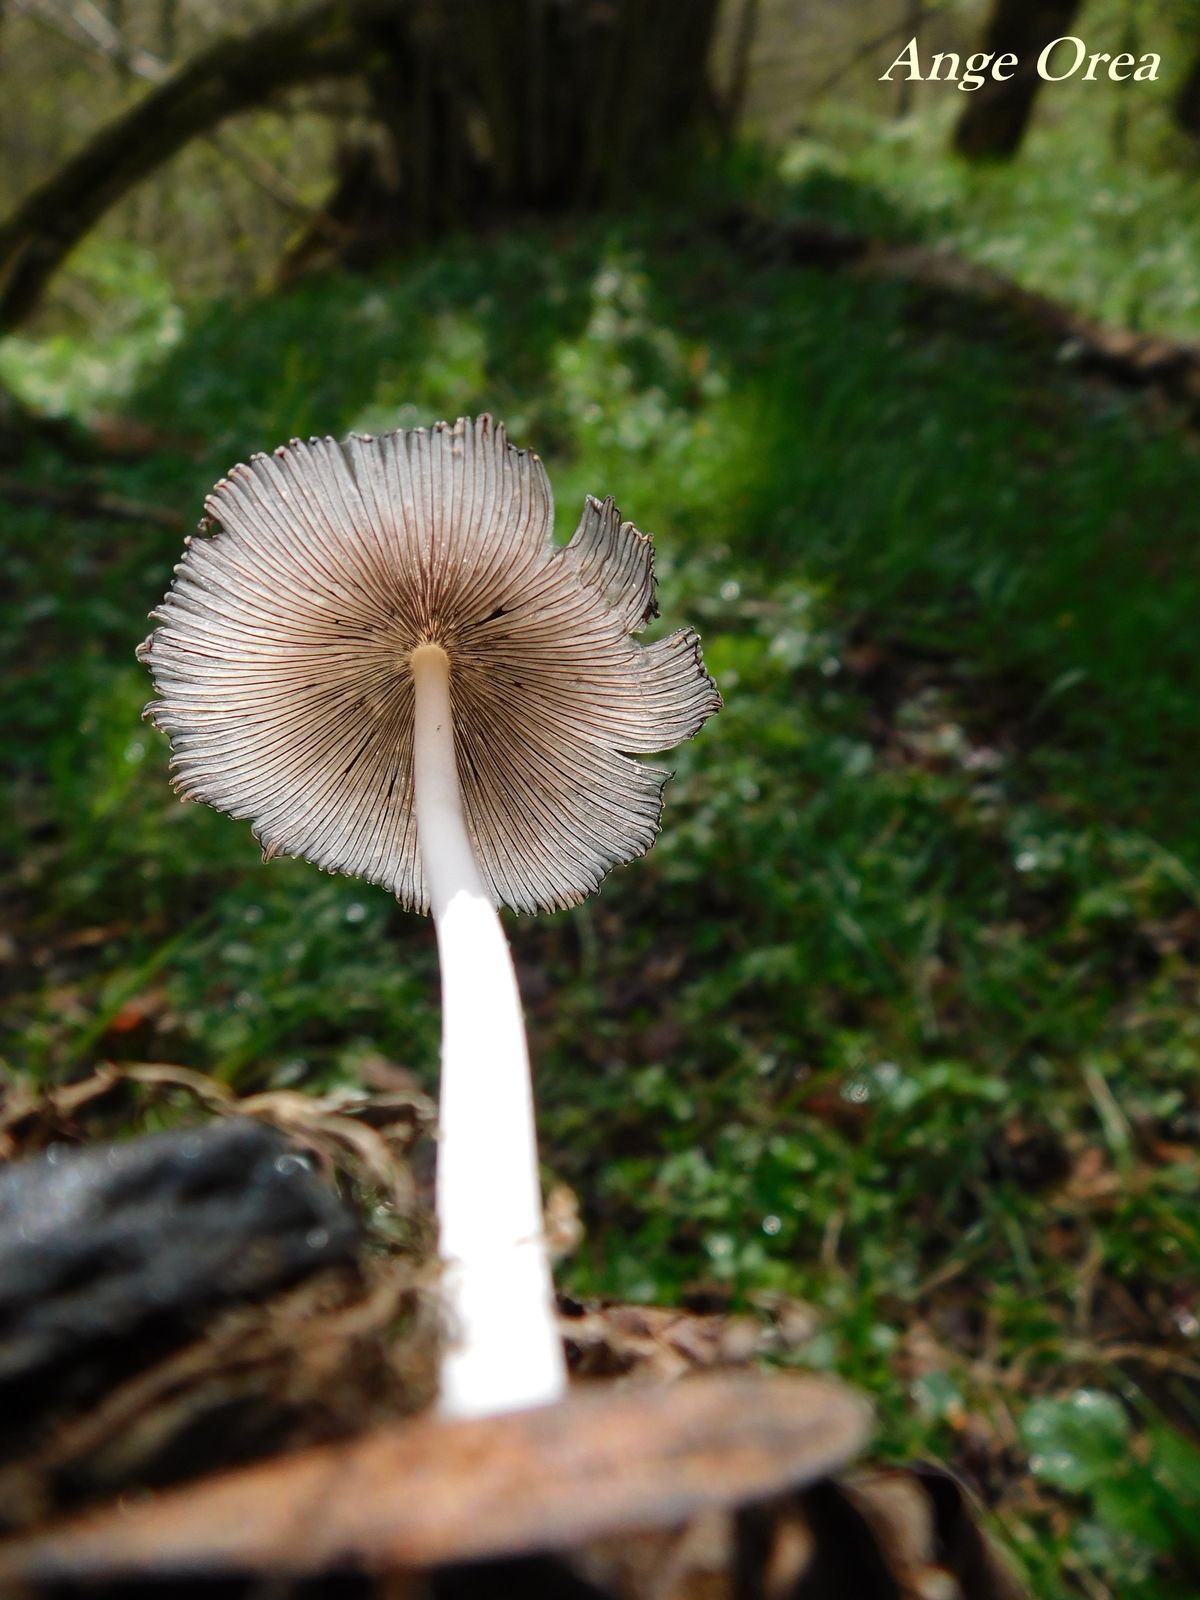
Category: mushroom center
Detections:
[{"x1": 410, "y1": 640, "x2": 452, "y2": 675}]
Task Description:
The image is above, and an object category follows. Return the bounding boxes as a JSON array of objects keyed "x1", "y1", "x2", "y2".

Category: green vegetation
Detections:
[
  {"x1": 1024, "y1": 1392, "x2": 1200, "y2": 1592},
  {"x1": 790, "y1": 96, "x2": 1200, "y2": 337},
  {"x1": 4, "y1": 121, "x2": 1200, "y2": 1598}
]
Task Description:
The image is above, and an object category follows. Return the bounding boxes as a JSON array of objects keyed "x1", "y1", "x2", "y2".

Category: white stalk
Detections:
[{"x1": 410, "y1": 643, "x2": 568, "y2": 1418}]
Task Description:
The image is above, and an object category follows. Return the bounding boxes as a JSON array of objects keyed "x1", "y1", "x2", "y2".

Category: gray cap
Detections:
[{"x1": 138, "y1": 416, "x2": 720, "y2": 914}]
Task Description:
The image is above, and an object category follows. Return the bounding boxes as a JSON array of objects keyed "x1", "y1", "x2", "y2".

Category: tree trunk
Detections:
[
  {"x1": 284, "y1": 0, "x2": 723, "y2": 278},
  {"x1": 952, "y1": 0, "x2": 1084, "y2": 160},
  {"x1": 894, "y1": 0, "x2": 924, "y2": 117},
  {"x1": 1176, "y1": 46, "x2": 1200, "y2": 138},
  {"x1": 0, "y1": 0, "x2": 722, "y2": 330}
]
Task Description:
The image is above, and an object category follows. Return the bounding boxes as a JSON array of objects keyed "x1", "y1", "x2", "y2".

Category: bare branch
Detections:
[
  {"x1": 21, "y1": 0, "x2": 341, "y2": 221},
  {"x1": 0, "y1": 0, "x2": 383, "y2": 330},
  {"x1": 0, "y1": 473, "x2": 185, "y2": 528},
  {"x1": 13, "y1": 0, "x2": 165, "y2": 79},
  {"x1": 807, "y1": 3, "x2": 944, "y2": 102}
]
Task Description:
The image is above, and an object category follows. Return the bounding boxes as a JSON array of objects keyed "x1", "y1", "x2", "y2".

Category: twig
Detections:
[
  {"x1": 0, "y1": 474, "x2": 184, "y2": 529},
  {"x1": 807, "y1": 3, "x2": 944, "y2": 102},
  {"x1": 14, "y1": 0, "x2": 164, "y2": 79},
  {"x1": 1063, "y1": 1341, "x2": 1200, "y2": 1384}
]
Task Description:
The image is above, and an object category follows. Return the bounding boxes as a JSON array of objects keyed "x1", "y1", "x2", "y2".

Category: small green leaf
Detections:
[{"x1": 1022, "y1": 1391, "x2": 1130, "y2": 1494}]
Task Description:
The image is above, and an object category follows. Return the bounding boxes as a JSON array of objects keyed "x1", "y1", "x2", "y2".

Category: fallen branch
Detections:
[
  {"x1": 876, "y1": 242, "x2": 1200, "y2": 409},
  {"x1": 0, "y1": 474, "x2": 185, "y2": 529},
  {"x1": 714, "y1": 207, "x2": 1200, "y2": 420}
]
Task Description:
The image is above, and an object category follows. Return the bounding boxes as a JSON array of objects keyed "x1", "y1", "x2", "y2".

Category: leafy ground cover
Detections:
[
  {"x1": 788, "y1": 95, "x2": 1200, "y2": 339},
  {"x1": 3, "y1": 146, "x2": 1200, "y2": 1595}
]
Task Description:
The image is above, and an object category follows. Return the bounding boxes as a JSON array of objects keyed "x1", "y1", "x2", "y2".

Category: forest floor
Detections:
[{"x1": 3, "y1": 124, "x2": 1200, "y2": 1597}]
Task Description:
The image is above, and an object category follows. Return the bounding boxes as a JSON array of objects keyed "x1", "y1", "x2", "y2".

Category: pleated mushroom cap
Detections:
[{"x1": 138, "y1": 416, "x2": 720, "y2": 914}]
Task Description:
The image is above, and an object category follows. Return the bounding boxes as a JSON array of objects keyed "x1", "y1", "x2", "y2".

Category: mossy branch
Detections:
[{"x1": 0, "y1": 0, "x2": 385, "y2": 332}]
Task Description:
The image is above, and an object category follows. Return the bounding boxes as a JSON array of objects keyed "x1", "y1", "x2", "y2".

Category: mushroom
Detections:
[
  {"x1": 137, "y1": 415, "x2": 720, "y2": 1419},
  {"x1": 0, "y1": 1373, "x2": 873, "y2": 1587}
]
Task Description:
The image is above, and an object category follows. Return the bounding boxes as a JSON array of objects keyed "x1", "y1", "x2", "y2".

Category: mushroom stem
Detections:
[{"x1": 410, "y1": 643, "x2": 568, "y2": 1419}]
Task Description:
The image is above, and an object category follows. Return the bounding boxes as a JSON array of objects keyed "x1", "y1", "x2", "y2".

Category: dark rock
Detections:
[{"x1": 0, "y1": 1119, "x2": 359, "y2": 1451}]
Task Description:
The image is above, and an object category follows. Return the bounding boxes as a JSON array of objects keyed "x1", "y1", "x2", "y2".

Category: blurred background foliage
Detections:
[{"x1": 3, "y1": 1, "x2": 1200, "y2": 1595}]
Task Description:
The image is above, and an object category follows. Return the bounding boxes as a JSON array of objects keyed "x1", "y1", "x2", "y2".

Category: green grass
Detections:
[
  {"x1": 3, "y1": 146, "x2": 1200, "y2": 1598},
  {"x1": 787, "y1": 93, "x2": 1200, "y2": 338}
]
